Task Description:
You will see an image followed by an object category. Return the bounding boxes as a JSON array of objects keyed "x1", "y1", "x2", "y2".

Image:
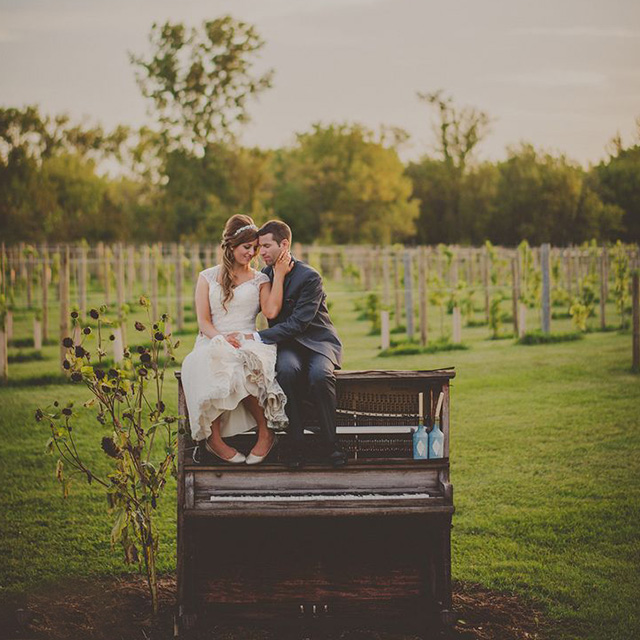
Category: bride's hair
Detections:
[{"x1": 220, "y1": 214, "x2": 259, "y2": 310}]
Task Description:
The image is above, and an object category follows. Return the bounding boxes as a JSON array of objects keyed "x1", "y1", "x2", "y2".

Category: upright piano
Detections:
[{"x1": 175, "y1": 368, "x2": 456, "y2": 635}]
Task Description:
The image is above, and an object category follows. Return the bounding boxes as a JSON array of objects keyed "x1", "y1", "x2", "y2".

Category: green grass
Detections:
[
  {"x1": 517, "y1": 330, "x2": 584, "y2": 345},
  {"x1": 379, "y1": 337, "x2": 469, "y2": 357},
  {"x1": 0, "y1": 283, "x2": 638, "y2": 640},
  {"x1": 7, "y1": 349, "x2": 45, "y2": 363}
]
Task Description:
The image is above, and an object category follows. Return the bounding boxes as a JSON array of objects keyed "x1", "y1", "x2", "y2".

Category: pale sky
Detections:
[{"x1": 1, "y1": 0, "x2": 639, "y2": 167}]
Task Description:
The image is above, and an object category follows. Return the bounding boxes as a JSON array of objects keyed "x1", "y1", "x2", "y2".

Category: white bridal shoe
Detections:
[
  {"x1": 245, "y1": 435, "x2": 278, "y2": 465},
  {"x1": 204, "y1": 440, "x2": 246, "y2": 464}
]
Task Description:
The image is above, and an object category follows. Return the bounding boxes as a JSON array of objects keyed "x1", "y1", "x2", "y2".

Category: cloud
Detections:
[{"x1": 512, "y1": 26, "x2": 640, "y2": 39}]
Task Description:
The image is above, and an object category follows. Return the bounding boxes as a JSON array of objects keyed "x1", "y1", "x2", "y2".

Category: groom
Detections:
[{"x1": 254, "y1": 220, "x2": 346, "y2": 469}]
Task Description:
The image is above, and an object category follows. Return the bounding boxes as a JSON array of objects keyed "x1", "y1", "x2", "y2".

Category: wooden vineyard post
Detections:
[
  {"x1": 116, "y1": 243, "x2": 126, "y2": 346},
  {"x1": 104, "y1": 246, "x2": 112, "y2": 307},
  {"x1": 511, "y1": 255, "x2": 520, "y2": 337},
  {"x1": 600, "y1": 246, "x2": 608, "y2": 330},
  {"x1": 450, "y1": 253, "x2": 461, "y2": 344},
  {"x1": 191, "y1": 244, "x2": 200, "y2": 288},
  {"x1": 382, "y1": 250, "x2": 390, "y2": 309},
  {"x1": 151, "y1": 246, "x2": 159, "y2": 323},
  {"x1": 404, "y1": 251, "x2": 414, "y2": 341},
  {"x1": 96, "y1": 242, "x2": 104, "y2": 291},
  {"x1": 112, "y1": 326, "x2": 125, "y2": 366},
  {"x1": 0, "y1": 242, "x2": 5, "y2": 297},
  {"x1": 0, "y1": 314, "x2": 7, "y2": 383},
  {"x1": 452, "y1": 307, "x2": 462, "y2": 344},
  {"x1": 632, "y1": 272, "x2": 639, "y2": 373},
  {"x1": 142, "y1": 245, "x2": 150, "y2": 295},
  {"x1": 361, "y1": 249, "x2": 371, "y2": 292},
  {"x1": 566, "y1": 248, "x2": 573, "y2": 298},
  {"x1": 127, "y1": 245, "x2": 136, "y2": 302},
  {"x1": 419, "y1": 247, "x2": 428, "y2": 347},
  {"x1": 0, "y1": 243, "x2": 7, "y2": 381},
  {"x1": 393, "y1": 251, "x2": 402, "y2": 329},
  {"x1": 116, "y1": 243, "x2": 125, "y2": 311},
  {"x1": 34, "y1": 314, "x2": 42, "y2": 351},
  {"x1": 25, "y1": 248, "x2": 33, "y2": 308},
  {"x1": 176, "y1": 244, "x2": 184, "y2": 332},
  {"x1": 59, "y1": 246, "x2": 70, "y2": 369},
  {"x1": 483, "y1": 246, "x2": 490, "y2": 324},
  {"x1": 541, "y1": 243, "x2": 551, "y2": 334},
  {"x1": 78, "y1": 244, "x2": 87, "y2": 318},
  {"x1": 18, "y1": 243, "x2": 26, "y2": 305},
  {"x1": 381, "y1": 310, "x2": 390, "y2": 351},
  {"x1": 41, "y1": 245, "x2": 49, "y2": 342},
  {"x1": 165, "y1": 247, "x2": 173, "y2": 321},
  {"x1": 5, "y1": 247, "x2": 14, "y2": 342}
]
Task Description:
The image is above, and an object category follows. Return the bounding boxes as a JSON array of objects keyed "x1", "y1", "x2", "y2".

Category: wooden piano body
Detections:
[{"x1": 175, "y1": 368, "x2": 456, "y2": 635}]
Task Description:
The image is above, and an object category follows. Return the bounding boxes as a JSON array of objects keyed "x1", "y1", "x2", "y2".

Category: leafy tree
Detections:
[
  {"x1": 130, "y1": 16, "x2": 274, "y2": 154},
  {"x1": 40, "y1": 153, "x2": 108, "y2": 241},
  {"x1": 409, "y1": 91, "x2": 491, "y2": 243},
  {"x1": 405, "y1": 158, "x2": 451, "y2": 244},
  {"x1": 271, "y1": 123, "x2": 418, "y2": 244},
  {"x1": 0, "y1": 106, "x2": 132, "y2": 242},
  {"x1": 458, "y1": 162, "x2": 499, "y2": 244},
  {"x1": 592, "y1": 121, "x2": 640, "y2": 242},
  {"x1": 491, "y1": 144, "x2": 622, "y2": 245}
]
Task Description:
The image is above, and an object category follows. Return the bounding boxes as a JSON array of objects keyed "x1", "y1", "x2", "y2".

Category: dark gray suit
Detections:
[{"x1": 259, "y1": 260, "x2": 342, "y2": 447}]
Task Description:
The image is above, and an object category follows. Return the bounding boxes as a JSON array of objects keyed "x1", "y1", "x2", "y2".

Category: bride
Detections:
[{"x1": 181, "y1": 214, "x2": 291, "y2": 464}]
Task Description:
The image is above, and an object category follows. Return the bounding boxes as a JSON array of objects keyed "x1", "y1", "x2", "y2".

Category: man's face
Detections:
[{"x1": 259, "y1": 233, "x2": 288, "y2": 265}]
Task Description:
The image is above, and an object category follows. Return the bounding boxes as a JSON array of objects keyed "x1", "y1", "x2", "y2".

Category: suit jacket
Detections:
[{"x1": 258, "y1": 260, "x2": 343, "y2": 368}]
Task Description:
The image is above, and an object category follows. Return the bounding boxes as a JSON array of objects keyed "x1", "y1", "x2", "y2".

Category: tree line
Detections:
[{"x1": 1, "y1": 16, "x2": 638, "y2": 247}]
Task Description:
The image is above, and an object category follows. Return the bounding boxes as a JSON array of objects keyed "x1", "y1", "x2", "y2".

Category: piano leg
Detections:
[
  {"x1": 419, "y1": 514, "x2": 454, "y2": 635},
  {"x1": 177, "y1": 515, "x2": 199, "y2": 634},
  {"x1": 436, "y1": 514, "x2": 454, "y2": 631}
]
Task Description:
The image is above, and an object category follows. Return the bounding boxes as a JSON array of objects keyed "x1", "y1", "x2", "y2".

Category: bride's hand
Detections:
[
  {"x1": 224, "y1": 333, "x2": 241, "y2": 349},
  {"x1": 273, "y1": 250, "x2": 293, "y2": 278}
]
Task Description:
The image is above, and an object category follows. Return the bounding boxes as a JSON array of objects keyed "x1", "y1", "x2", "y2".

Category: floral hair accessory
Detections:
[{"x1": 232, "y1": 224, "x2": 258, "y2": 237}]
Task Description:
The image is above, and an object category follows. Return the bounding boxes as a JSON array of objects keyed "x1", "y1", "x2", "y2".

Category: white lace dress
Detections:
[{"x1": 181, "y1": 266, "x2": 288, "y2": 442}]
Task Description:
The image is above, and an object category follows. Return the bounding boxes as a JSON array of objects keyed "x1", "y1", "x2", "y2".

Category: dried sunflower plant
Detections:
[{"x1": 35, "y1": 297, "x2": 179, "y2": 614}]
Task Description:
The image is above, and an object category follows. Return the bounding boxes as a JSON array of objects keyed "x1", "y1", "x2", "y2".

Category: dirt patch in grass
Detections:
[{"x1": 0, "y1": 576, "x2": 548, "y2": 640}]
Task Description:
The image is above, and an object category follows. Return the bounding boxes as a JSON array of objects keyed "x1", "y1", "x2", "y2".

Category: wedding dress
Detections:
[{"x1": 181, "y1": 265, "x2": 288, "y2": 442}]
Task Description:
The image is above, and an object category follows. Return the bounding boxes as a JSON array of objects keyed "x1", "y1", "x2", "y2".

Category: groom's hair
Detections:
[{"x1": 258, "y1": 220, "x2": 292, "y2": 245}]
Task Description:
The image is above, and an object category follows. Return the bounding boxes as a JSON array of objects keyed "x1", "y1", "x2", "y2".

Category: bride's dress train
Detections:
[{"x1": 181, "y1": 266, "x2": 288, "y2": 442}]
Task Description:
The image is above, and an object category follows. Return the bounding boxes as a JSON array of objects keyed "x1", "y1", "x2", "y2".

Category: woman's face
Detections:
[{"x1": 232, "y1": 239, "x2": 258, "y2": 266}]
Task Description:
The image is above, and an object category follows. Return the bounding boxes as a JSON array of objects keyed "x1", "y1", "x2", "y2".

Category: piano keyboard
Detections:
[{"x1": 210, "y1": 491, "x2": 431, "y2": 502}]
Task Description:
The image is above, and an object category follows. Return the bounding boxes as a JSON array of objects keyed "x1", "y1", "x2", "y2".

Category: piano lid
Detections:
[{"x1": 175, "y1": 368, "x2": 456, "y2": 382}]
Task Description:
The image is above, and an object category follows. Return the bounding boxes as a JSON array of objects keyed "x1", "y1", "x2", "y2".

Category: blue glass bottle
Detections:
[
  {"x1": 428, "y1": 417, "x2": 444, "y2": 459},
  {"x1": 413, "y1": 416, "x2": 429, "y2": 460}
]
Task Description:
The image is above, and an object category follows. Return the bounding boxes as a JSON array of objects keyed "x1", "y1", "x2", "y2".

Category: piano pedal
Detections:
[{"x1": 298, "y1": 603, "x2": 330, "y2": 618}]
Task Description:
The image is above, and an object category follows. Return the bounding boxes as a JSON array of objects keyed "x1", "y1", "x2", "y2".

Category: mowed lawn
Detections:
[{"x1": 0, "y1": 281, "x2": 638, "y2": 640}]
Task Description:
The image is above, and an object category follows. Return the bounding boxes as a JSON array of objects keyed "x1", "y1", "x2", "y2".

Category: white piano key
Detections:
[{"x1": 210, "y1": 492, "x2": 430, "y2": 502}]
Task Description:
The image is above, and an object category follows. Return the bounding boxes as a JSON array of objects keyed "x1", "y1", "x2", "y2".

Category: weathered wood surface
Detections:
[{"x1": 175, "y1": 368, "x2": 456, "y2": 632}]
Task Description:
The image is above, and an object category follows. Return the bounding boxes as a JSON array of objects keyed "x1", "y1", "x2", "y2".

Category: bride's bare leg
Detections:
[
  {"x1": 242, "y1": 395, "x2": 275, "y2": 457},
  {"x1": 206, "y1": 417, "x2": 241, "y2": 460}
]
